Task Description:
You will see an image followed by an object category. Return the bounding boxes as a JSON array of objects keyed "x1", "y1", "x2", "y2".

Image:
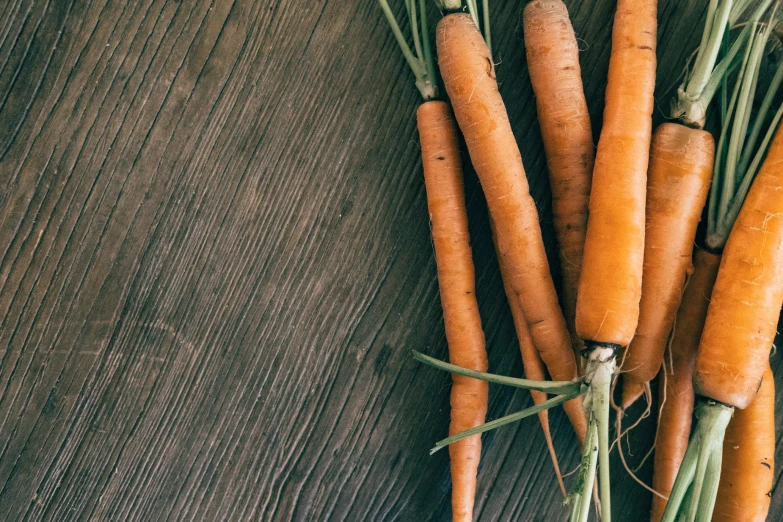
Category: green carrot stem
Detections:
[
  {"x1": 379, "y1": 0, "x2": 438, "y2": 100},
  {"x1": 684, "y1": 425, "x2": 715, "y2": 520},
  {"x1": 674, "y1": 0, "x2": 733, "y2": 125},
  {"x1": 571, "y1": 421, "x2": 599, "y2": 522},
  {"x1": 482, "y1": 0, "x2": 491, "y2": 55},
  {"x1": 408, "y1": 0, "x2": 424, "y2": 65},
  {"x1": 429, "y1": 388, "x2": 585, "y2": 454},
  {"x1": 686, "y1": 0, "x2": 731, "y2": 100},
  {"x1": 707, "y1": 2, "x2": 782, "y2": 249},
  {"x1": 707, "y1": 23, "x2": 756, "y2": 246},
  {"x1": 419, "y1": 0, "x2": 436, "y2": 84},
  {"x1": 695, "y1": 446, "x2": 724, "y2": 521},
  {"x1": 736, "y1": 60, "x2": 783, "y2": 175},
  {"x1": 465, "y1": 0, "x2": 479, "y2": 26},
  {"x1": 699, "y1": 22, "x2": 752, "y2": 114},
  {"x1": 725, "y1": 97, "x2": 783, "y2": 226},
  {"x1": 729, "y1": 0, "x2": 755, "y2": 24},
  {"x1": 594, "y1": 362, "x2": 612, "y2": 522},
  {"x1": 720, "y1": 25, "x2": 764, "y2": 213},
  {"x1": 660, "y1": 401, "x2": 733, "y2": 522},
  {"x1": 379, "y1": 0, "x2": 424, "y2": 77},
  {"x1": 413, "y1": 350, "x2": 582, "y2": 394},
  {"x1": 574, "y1": 346, "x2": 616, "y2": 522},
  {"x1": 661, "y1": 439, "x2": 699, "y2": 522}
]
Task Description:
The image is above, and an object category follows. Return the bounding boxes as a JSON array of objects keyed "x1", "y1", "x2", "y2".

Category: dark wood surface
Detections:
[{"x1": 0, "y1": 0, "x2": 781, "y2": 520}]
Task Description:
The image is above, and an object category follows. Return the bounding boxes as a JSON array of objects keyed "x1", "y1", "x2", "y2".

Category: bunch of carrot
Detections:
[{"x1": 380, "y1": 0, "x2": 781, "y2": 520}]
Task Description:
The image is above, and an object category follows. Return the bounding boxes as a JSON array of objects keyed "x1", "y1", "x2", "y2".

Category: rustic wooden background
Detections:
[{"x1": 0, "y1": 0, "x2": 781, "y2": 520}]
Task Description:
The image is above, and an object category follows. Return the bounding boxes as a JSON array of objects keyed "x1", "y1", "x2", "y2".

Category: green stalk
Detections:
[
  {"x1": 408, "y1": 0, "x2": 424, "y2": 66},
  {"x1": 695, "y1": 446, "x2": 725, "y2": 521},
  {"x1": 660, "y1": 440, "x2": 699, "y2": 522},
  {"x1": 720, "y1": 25, "x2": 764, "y2": 217},
  {"x1": 567, "y1": 345, "x2": 616, "y2": 522},
  {"x1": 684, "y1": 427, "x2": 714, "y2": 520},
  {"x1": 724, "y1": 97, "x2": 783, "y2": 232},
  {"x1": 707, "y1": 2, "x2": 782, "y2": 249},
  {"x1": 706, "y1": 23, "x2": 755, "y2": 248},
  {"x1": 660, "y1": 402, "x2": 733, "y2": 522},
  {"x1": 729, "y1": 0, "x2": 755, "y2": 24},
  {"x1": 674, "y1": 0, "x2": 733, "y2": 126},
  {"x1": 571, "y1": 421, "x2": 599, "y2": 522},
  {"x1": 737, "y1": 60, "x2": 783, "y2": 175},
  {"x1": 413, "y1": 350, "x2": 582, "y2": 394},
  {"x1": 469, "y1": 0, "x2": 480, "y2": 27},
  {"x1": 594, "y1": 361, "x2": 613, "y2": 522},
  {"x1": 379, "y1": 0, "x2": 425, "y2": 78},
  {"x1": 699, "y1": 23, "x2": 753, "y2": 113},
  {"x1": 419, "y1": 0, "x2": 436, "y2": 86},
  {"x1": 379, "y1": 0, "x2": 438, "y2": 100},
  {"x1": 482, "y1": 0, "x2": 491, "y2": 55},
  {"x1": 720, "y1": 28, "x2": 729, "y2": 126},
  {"x1": 430, "y1": 388, "x2": 585, "y2": 454},
  {"x1": 686, "y1": 0, "x2": 731, "y2": 99}
]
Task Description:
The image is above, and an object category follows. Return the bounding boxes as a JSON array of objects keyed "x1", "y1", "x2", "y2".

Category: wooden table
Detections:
[{"x1": 0, "y1": 0, "x2": 780, "y2": 520}]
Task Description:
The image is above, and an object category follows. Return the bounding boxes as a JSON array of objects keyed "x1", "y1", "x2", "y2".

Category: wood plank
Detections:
[{"x1": 0, "y1": 0, "x2": 779, "y2": 520}]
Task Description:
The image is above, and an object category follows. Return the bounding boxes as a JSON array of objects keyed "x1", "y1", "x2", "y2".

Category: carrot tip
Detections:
[{"x1": 620, "y1": 380, "x2": 647, "y2": 411}]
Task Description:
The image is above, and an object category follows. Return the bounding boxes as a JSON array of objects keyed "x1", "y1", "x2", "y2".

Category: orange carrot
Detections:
[
  {"x1": 660, "y1": 6, "x2": 783, "y2": 518},
  {"x1": 493, "y1": 222, "x2": 566, "y2": 497},
  {"x1": 576, "y1": 0, "x2": 657, "y2": 348},
  {"x1": 713, "y1": 366, "x2": 775, "y2": 522},
  {"x1": 650, "y1": 248, "x2": 720, "y2": 522},
  {"x1": 694, "y1": 124, "x2": 783, "y2": 410},
  {"x1": 523, "y1": 0, "x2": 594, "y2": 369},
  {"x1": 436, "y1": 12, "x2": 586, "y2": 443},
  {"x1": 621, "y1": 124, "x2": 714, "y2": 408},
  {"x1": 418, "y1": 100, "x2": 488, "y2": 522},
  {"x1": 564, "y1": 2, "x2": 657, "y2": 518}
]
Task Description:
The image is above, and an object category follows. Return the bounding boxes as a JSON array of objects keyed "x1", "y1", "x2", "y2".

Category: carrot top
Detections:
[
  {"x1": 379, "y1": 0, "x2": 439, "y2": 100},
  {"x1": 706, "y1": 1, "x2": 783, "y2": 249},
  {"x1": 673, "y1": 0, "x2": 775, "y2": 126}
]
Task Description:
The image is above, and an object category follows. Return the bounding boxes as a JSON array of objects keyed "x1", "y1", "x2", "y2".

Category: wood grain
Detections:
[{"x1": 0, "y1": 0, "x2": 780, "y2": 520}]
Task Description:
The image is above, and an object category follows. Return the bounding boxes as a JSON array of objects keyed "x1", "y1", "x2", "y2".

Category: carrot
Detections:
[
  {"x1": 418, "y1": 100, "x2": 489, "y2": 522},
  {"x1": 662, "y1": 8, "x2": 783, "y2": 516},
  {"x1": 523, "y1": 0, "x2": 594, "y2": 370},
  {"x1": 622, "y1": 0, "x2": 769, "y2": 410},
  {"x1": 712, "y1": 365, "x2": 775, "y2": 522},
  {"x1": 493, "y1": 222, "x2": 566, "y2": 497},
  {"x1": 695, "y1": 137, "x2": 783, "y2": 407},
  {"x1": 650, "y1": 248, "x2": 720, "y2": 522},
  {"x1": 647, "y1": 4, "x2": 780, "y2": 519},
  {"x1": 621, "y1": 125, "x2": 714, "y2": 408},
  {"x1": 552, "y1": 1, "x2": 657, "y2": 519},
  {"x1": 436, "y1": 9, "x2": 587, "y2": 443},
  {"x1": 380, "y1": 3, "x2": 490, "y2": 519},
  {"x1": 575, "y1": 0, "x2": 657, "y2": 349}
]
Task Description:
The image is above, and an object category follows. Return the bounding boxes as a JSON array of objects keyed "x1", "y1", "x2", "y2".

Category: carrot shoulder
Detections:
[
  {"x1": 622, "y1": 124, "x2": 713, "y2": 407},
  {"x1": 523, "y1": 0, "x2": 594, "y2": 366},
  {"x1": 576, "y1": 0, "x2": 657, "y2": 347},
  {"x1": 650, "y1": 248, "x2": 720, "y2": 522},
  {"x1": 695, "y1": 124, "x2": 783, "y2": 409},
  {"x1": 713, "y1": 366, "x2": 775, "y2": 522},
  {"x1": 436, "y1": 13, "x2": 586, "y2": 442},
  {"x1": 418, "y1": 100, "x2": 488, "y2": 522}
]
